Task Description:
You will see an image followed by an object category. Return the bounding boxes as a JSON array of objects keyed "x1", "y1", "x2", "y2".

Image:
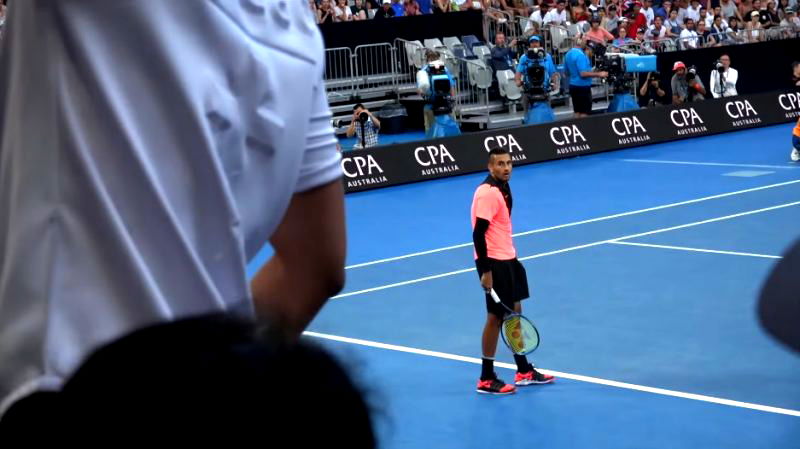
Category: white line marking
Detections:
[
  {"x1": 334, "y1": 201, "x2": 800, "y2": 299},
  {"x1": 609, "y1": 201, "x2": 800, "y2": 243},
  {"x1": 610, "y1": 241, "x2": 783, "y2": 259},
  {"x1": 335, "y1": 267, "x2": 476, "y2": 299},
  {"x1": 345, "y1": 179, "x2": 800, "y2": 269},
  {"x1": 621, "y1": 159, "x2": 800, "y2": 170},
  {"x1": 304, "y1": 331, "x2": 800, "y2": 418}
]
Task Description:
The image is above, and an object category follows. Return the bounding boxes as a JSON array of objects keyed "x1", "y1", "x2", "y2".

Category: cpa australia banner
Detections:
[{"x1": 342, "y1": 89, "x2": 800, "y2": 193}]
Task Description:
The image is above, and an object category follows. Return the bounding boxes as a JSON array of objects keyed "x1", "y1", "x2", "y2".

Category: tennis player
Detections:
[
  {"x1": 471, "y1": 146, "x2": 555, "y2": 395},
  {"x1": 791, "y1": 117, "x2": 800, "y2": 162}
]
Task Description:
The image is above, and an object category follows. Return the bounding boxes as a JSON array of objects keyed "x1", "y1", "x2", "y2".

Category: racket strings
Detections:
[
  {"x1": 502, "y1": 316, "x2": 525, "y2": 353},
  {"x1": 502, "y1": 315, "x2": 539, "y2": 354}
]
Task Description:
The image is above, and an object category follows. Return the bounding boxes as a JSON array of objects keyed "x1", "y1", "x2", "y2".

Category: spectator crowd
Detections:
[{"x1": 310, "y1": 0, "x2": 800, "y2": 50}]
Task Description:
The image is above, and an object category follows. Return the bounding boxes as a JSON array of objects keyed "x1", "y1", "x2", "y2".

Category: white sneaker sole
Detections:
[
  {"x1": 792, "y1": 149, "x2": 800, "y2": 162},
  {"x1": 476, "y1": 388, "x2": 516, "y2": 395},
  {"x1": 515, "y1": 378, "x2": 556, "y2": 386}
]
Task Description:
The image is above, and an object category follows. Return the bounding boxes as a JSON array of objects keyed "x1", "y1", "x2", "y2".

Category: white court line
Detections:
[
  {"x1": 621, "y1": 159, "x2": 800, "y2": 170},
  {"x1": 610, "y1": 241, "x2": 783, "y2": 259},
  {"x1": 334, "y1": 201, "x2": 800, "y2": 299},
  {"x1": 345, "y1": 179, "x2": 800, "y2": 269},
  {"x1": 304, "y1": 331, "x2": 800, "y2": 418}
]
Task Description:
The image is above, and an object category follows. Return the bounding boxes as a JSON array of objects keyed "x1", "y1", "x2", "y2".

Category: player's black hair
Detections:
[{"x1": 487, "y1": 145, "x2": 510, "y2": 161}]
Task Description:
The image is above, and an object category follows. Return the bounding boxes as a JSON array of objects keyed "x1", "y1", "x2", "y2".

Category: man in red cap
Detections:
[{"x1": 671, "y1": 61, "x2": 706, "y2": 104}]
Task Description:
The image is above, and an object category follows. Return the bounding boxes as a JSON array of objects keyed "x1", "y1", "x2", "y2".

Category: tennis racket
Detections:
[{"x1": 490, "y1": 288, "x2": 540, "y2": 355}]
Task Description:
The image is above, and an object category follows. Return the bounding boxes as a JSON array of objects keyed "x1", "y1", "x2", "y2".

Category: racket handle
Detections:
[{"x1": 490, "y1": 289, "x2": 502, "y2": 304}]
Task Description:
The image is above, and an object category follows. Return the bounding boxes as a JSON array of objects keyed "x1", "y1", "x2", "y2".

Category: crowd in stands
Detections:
[{"x1": 311, "y1": 0, "x2": 800, "y2": 50}]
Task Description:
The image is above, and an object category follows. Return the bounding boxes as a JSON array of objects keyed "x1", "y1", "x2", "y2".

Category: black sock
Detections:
[
  {"x1": 514, "y1": 354, "x2": 533, "y2": 373},
  {"x1": 481, "y1": 358, "x2": 495, "y2": 380}
]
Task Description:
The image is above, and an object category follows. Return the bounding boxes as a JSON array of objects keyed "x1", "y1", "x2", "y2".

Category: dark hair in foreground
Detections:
[
  {"x1": 0, "y1": 315, "x2": 376, "y2": 446},
  {"x1": 488, "y1": 145, "x2": 510, "y2": 161}
]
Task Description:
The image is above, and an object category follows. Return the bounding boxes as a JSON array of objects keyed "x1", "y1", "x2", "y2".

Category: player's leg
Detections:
[
  {"x1": 512, "y1": 302, "x2": 554, "y2": 385},
  {"x1": 476, "y1": 294, "x2": 516, "y2": 395},
  {"x1": 791, "y1": 134, "x2": 799, "y2": 162}
]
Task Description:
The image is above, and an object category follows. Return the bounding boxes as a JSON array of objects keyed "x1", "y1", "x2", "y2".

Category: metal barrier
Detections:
[
  {"x1": 611, "y1": 41, "x2": 644, "y2": 54},
  {"x1": 484, "y1": 8, "x2": 519, "y2": 45},
  {"x1": 548, "y1": 25, "x2": 575, "y2": 66},
  {"x1": 768, "y1": 25, "x2": 800, "y2": 40},
  {"x1": 454, "y1": 57, "x2": 492, "y2": 123},
  {"x1": 353, "y1": 43, "x2": 396, "y2": 99},
  {"x1": 324, "y1": 47, "x2": 356, "y2": 102},
  {"x1": 394, "y1": 38, "x2": 426, "y2": 97},
  {"x1": 675, "y1": 34, "x2": 703, "y2": 51}
]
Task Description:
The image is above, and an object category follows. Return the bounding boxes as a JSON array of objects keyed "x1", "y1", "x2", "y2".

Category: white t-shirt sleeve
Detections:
[{"x1": 294, "y1": 66, "x2": 343, "y2": 193}]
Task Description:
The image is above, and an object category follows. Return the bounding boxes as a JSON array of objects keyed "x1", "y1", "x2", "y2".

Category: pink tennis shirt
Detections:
[{"x1": 471, "y1": 184, "x2": 516, "y2": 260}]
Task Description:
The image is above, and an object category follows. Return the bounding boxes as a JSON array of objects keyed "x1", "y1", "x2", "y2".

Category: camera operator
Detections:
[
  {"x1": 346, "y1": 103, "x2": 381, "y2": 149},
  {"x1": 638, "y1": 71, "x2": 669, "y2": 107},
  {"x1": 671, "y1": 61, "x2": 706, "y2": 104},
  {"x1": 565, "y1": 38, "x2": 609, "y2": 117},
  {"x1": 792, "y1": 61, "x2": 800, "y2": 87},
  {"x1": 515, "y1": 36, "x2": 560, "y2": 106},
  {"x1": 710, "y1": 54, "x2": 738, "y2": 98},
  {"x1": 417, "y1": 50, "x2": 456, "y2": 135}
]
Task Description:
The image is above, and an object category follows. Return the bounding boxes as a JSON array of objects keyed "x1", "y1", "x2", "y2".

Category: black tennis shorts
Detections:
[
  {"x1": 569, "y1": 85, "x2": 593, "y2": 114},
  {"x1": 476, "y1": 258, "x2": 530, "y2": 318}
]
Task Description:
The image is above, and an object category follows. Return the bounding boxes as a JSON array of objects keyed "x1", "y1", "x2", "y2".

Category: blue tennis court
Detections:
[{"x1": 255, "y1": 123, "x2": 800, "y2": 449}]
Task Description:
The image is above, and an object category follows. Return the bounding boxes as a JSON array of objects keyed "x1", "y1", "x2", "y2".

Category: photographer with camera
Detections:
[
  {"x1": 564, "y1": 38, "x2": 609, "y2": 117},
  {"x1": 671, "y1": 61, "x2": 706, "y2": 104},
  {"x1": 346, "y1": 103, "x2": 381, "y2": 149},
  {"x1": 710, "y1": 54, "x2": 738, "y2": 98},
  {"x1": 638, "y1": 71, "x2": 669, "y2": 106}
]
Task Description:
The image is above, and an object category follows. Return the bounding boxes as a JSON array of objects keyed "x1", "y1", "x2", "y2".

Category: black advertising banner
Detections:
[{"x1": 342, "y1": 89, "x2": 800, "y2": 193}]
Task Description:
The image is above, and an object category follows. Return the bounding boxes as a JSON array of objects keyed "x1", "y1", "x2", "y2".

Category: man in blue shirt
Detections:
[
  {"x1": 392, "y1": 0, "x2": 405, "y2": 16},
  {"x1": 490, "y1": 32, "x2": 517, "y2": 73},
  {"x1": 655, "y1": 0, "x2": 672, "y2": 20},
  {"x1": 515, "y1": 36, "x2": 560, "y2": 97},
  {"x1": 417, "y1": 0, "x2": 433, "y2": 13},
  {"x1": 564, "y1": 39, "x2": 608, "y2": 117}
]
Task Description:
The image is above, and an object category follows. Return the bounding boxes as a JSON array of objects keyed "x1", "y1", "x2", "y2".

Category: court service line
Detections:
[
  {"x1": 334, "y1": 200, "x2": 800, "y2": 299},
  {"x1": 609, "y1": 241, "x2": 783, "y2": 259},
  {"x1": 345, "y1": 179, "x2": 800, "y2": 269},
  {"x1": 304, "y1": 331, "x2": 800, "y2": 418},
  {"x1": 621, "y1": 159, "x2": 800, "y2": 170}
]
